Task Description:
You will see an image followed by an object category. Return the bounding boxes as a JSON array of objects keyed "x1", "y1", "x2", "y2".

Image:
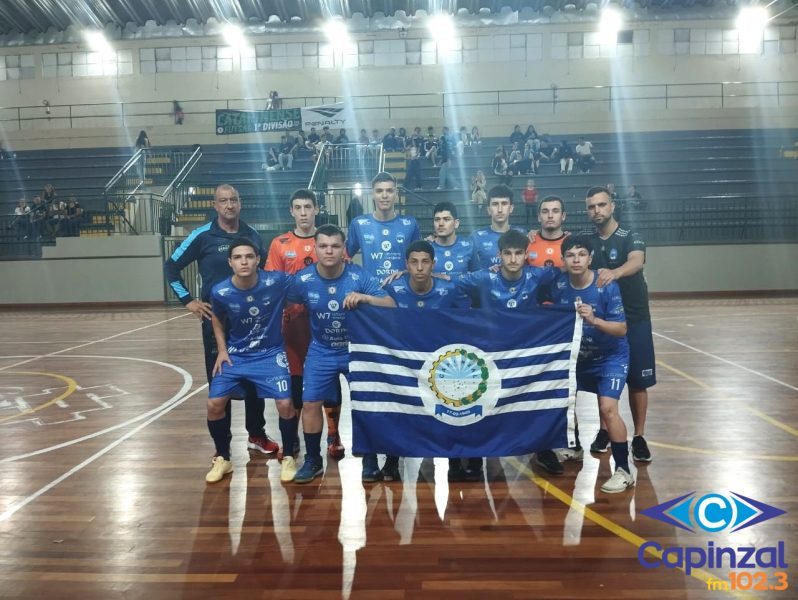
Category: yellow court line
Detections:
[
  {"x1": 0, "y1": 371, "x2": 78, "y2": 424},
  {"x1": 646, "y1": 440, "x2": 798, "y2": 462},
  {"x1": 657, "y1": 359, "x2": 798, "y2": 439},
  {"x1": 506, "y1": 457, "x2": 752, "y2": 599}
]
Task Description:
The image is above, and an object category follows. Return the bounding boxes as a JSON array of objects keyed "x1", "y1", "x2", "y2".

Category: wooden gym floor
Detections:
[{"x1": 0, "y1": 297, "x2": 796, "y2": 599}]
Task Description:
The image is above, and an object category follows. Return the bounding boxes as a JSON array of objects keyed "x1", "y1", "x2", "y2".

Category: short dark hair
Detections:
[
  {"x1": 290, "y1": 188, "x2": 317, "y2": 207},
  {"x1": 371, "y1": 172, "x2": 397, "y2": 187},
  {"x1": 586, "y1": 186, "x2": 611, "y2": 200},
  {"x1": 315, "y1": 224, "x2": 345, "y2": 243},
  {"x1": 406, "y1": 240, "x2": 435, "y2": 260},
  {"x1": 228, "y1": 238, "x2": 259, "y2": 258},
  {"x1": 538, "y1": 195, "x2": 566, "y2": 214},
  {"x1": 498, "y1": 230, "x2": 528, "y2": 252},
  {"x1": 433, "y1": 201, "x2": 458, "y2": 219},
  {"x1": 561, "y1": 235, "x2": 593, "y2": 256},
  {"x1": 488, "y1": 184, "x2": 514, "y2": 204}
]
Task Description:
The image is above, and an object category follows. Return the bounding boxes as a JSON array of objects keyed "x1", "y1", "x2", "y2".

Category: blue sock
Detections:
[
  {"x1": 279, "y1": 416, "x2": 298, "y2": 456},
  {"x1": 208, "y1": 418, "x2": 231, "y2": 460},
  {"x1": 611, "y1": 441, "x2": 629, "y2": 473},
  {"x1": 304, "y1": 431, "x2": 322, "y2": 460}
]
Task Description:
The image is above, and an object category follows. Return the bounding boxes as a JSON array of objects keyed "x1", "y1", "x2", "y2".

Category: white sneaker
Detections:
[
  {"x1": 600, "y1": 467, "x2": 635, "y2": 493},
  {"x1": 206, "y1": 456, "x2": 233, "y2": 483},
  {"x1": 554, "y1": 447, "x2": 584, "y2": 462},
  {"x1": 280, "y1": 456, "x2": 298, "y2": 482}
]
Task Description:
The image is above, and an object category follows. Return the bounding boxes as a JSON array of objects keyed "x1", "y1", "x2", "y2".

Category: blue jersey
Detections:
[
  {"x1": 346, "y1": 214, "x2": 421, "y2": 278},
  {"x1": 385, "y1": 274, "x2": 471, "y2": 309},
  {"x1": 549, "y1": 271, "x2": 628, "y2": 362},
  {"x1": 288, "y1": 263, "x2": 387, "y2": 351},
  {"x1": 455, "y1": 266, "x2": 557, "y2": 310},
  {"x1": 210, "y1": 271, "x2": 291, "y2": 355},
  {"x1": 164, "y1": 219, "x2": 266, "y2": 304},
  {"x1": 468, "y1": 226, "x2": 527, "y2": 269},
  {"x1": 432, "y1": 238, "x2": 474, "y2": 274}
]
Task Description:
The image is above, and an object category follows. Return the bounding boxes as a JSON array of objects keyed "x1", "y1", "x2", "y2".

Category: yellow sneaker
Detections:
[
  {"x1": 206, "y1": 456, "x2": 233, "y2": 483},
  {"x1": 280, "y1": 456, "x2": 297, "y2": 482}
]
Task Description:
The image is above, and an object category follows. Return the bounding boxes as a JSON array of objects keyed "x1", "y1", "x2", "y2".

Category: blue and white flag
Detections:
[{"x1": 348, "y1": 306, "x2": 582, "y2": 457}]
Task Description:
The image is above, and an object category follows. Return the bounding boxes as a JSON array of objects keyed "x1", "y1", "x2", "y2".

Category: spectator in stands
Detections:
[
  {"x1": 524, "y1": 125, "x2": 539, "y2": 143},
  {"x1": 458, "y1": 126, "x2": 470, "y2": 153},
  {"x1": 264, "y1": 146, "x2": 280, "y2": 171},
  {"x1": 437, "y1": 127, "x2": 458, "y2": 190},
  {"x1": 575, "y1": 137, "x2": 595, "y2": 173},
  {"x1": 471, "y1": 170, "x2": 487, "y2": 207},
  {"x1": 346, "y1": 195, "x2": 363, "y2": 224},
  {"x1": 405, "y1": 145, "x2": 423, "y2": 190},
  {"x1": 278, "y1": 135, "x2": 294, "y2": 170},
  {"x1": 369, "y1": 128, "x2": 381, "y2": 146},
  {"x1": 173, "y1": 100, "x2": 184, "y2": 125},
  {"x1": 538, "y1": 134, "x2": 554, "y2": 165},
  {"x1": 47, "y1": 200, "x2": 67, "y2": 239},
  {"x1": 492, "y1": 148, "x2": 511, "y2": 186},
  {"x1": 135, "y1": 130, "x2": 150, "y2": 150},
  {"x1": 508, "y1": 142, "x2": 523, "y2": 165},
  {"x1": 424, "y1": 131, "x2": 439, "y2": 166},
  {"x1": 267, "y1": 90, "x2": 282, "y2": 110},
  {"x1": 523, "y1": 139, "x2": 539, "y2": 173},
  {"x1": 321, "y1": 126, "x2": 334, "y2": 144},
  {"x1": 557, "y1": 139, "x2": 574, "y2": 174},
  {"x1": 12, "y1": 198, "x2": 30, "y2": 239},
  {"x1": 306, "y1": 127, "x2": 320, "y2": 151},
  {"x1": 43, "y1": 183, "x2": 57, "y2": 205},
  {"x1": 29, "y1": 195, "x2": 47, "y2": 240},
  {"x1": 471, "y1": 126, "x2": 482, "y2": 145},
  {"x1": 382, "y1": 127, "x2": 401, "y2": 151},
  {"x1": 0, "y1": 142, "x2": 6, "y2": 159},
  {"x1": 409, "y1": 127, "x2": 424, "y2": 150},
  {"x1": 335, "y1": 129, "x2": 349, "y2": 144},
  {"x1": 397, "y1": 127, "x2": 408, "y2": 147},
  {"x1": 522, "y1": 179, "x2": 538, "y2": 225},
  {"x1": 607, "y1": 182, "x2": 619, "y2": 201},
  {"x1": 625, "y1": 184, "x2": 643, "y2": 209},
  {"x1": 510, "y1": 125, "x2": 525, "y2": 146},
  {"x1": 358, "y1": 128, "x2": 369, "y2": 144},
  {"x1": 65, "y1": 196, "x2": 83, "y2": 236}
]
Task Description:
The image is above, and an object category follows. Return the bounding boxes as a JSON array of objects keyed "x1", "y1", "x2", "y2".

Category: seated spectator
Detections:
[
  {"x1": 321, "y1": 126, "x2": 334, "y2": 143},
  {"x1": 423, "y1": 132, "x2": 438, "y2": 166},
  {"x1": 510, "y1": 125, "x2": 525, "y2": 146},
  {"x1": 382, "y1": 127, "x2": 401, "y2": 151},
  {"x1": 135, "y1": 130, "x2": 150, "y2": 150},
  {"x1": 397, "y1": 127, "x2": 407, "y2": 147},
  {"x1": 523, "y1": 138, "x2": 539, "y2": 173},
  {"x1": 47, "y1": 200, "x2": 67, "y2": 239},
  {"x1": 278, "y1": 135, "x2": 294, "y2": 170},
  {"x1": 471, "y1": 126, "x2": 482, "y2": 145},
  {"x1": 43, "y1": 183, "x2": 57, "y2": 204},
  {"x1": 607, "y1": 182, "x2": 619, "y2": 201},
  {"x1": 557, "y1": 140, "x2": 574, "y2": 174},
  {"x1": 294, "y1": 130, "x2": 308, "y2": 155},
  {"x1": 508, "y1": 142, "x2": 523, "y2": 164},
  {"x1": 358, "y1": 128, "x2": 369, "y2": 144},
  {"x1": 492, "y1": 150, "x2": 511, "y2": 186},
  {"x1": 267, "y1": 90, "x2": 282, "y2": 110},
  {"x1": 369, "y1": 128, "x2": 381, "y2": 146},
  {"x1": 458, "y1": 126, "x2": 470, "y2": 152},
  {"x1": 537, "y1": 134, "x2": 554, "y2": 163},
  {"x1": 173, "y1": 100, "x2": 184, "y2": 125},
  {"x1": 264, "y1": 147, "x2": 280, "y2": 171},
  {"x1": 524, "y1": 125, "x2": 539, "y2": 143},
  {"x1": 12, "y1": 198, "x2": 30, "y2": 239},
  {"x1": 575, "y1": 137, "x2": 595, "y2": 173},
  {"x1": 522, "y1": 179, "x2": 538, "y2": 225},
  {"x1": 335, "y1": 128, "x2": 349, "y2": 144},
  {"x1": 29, "y1": 195, "x2": 47, "y2": 240},
  {"x1": 65, "y1": 196, "x2": 83, "y2": 236},
  {"x1": 409, "y1": 127, "x2": 424, "y2": 150},
  {"x1": 625, "y1": 185, "x2": 643, "y2": 209},
  {"x1": 306, "y1": 127, "x2": 320, "y2": 151},
  {"x1": 405, "y1": 145, "x2": 423, "y2": 190},
  {"x1": 471, "y1": 170, "x2": 487, "y2": 206}
]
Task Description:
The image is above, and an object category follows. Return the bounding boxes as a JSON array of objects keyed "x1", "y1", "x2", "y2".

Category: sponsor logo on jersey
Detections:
[
  {"x1": 249, "y1": 306, "x2": 260, "y2": 316},
  {"x1": 328, "y1": 300, "x2": 339, "y2": 311}
]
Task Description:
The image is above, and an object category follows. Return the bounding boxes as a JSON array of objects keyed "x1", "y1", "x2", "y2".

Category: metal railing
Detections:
[{"x1": 3, "y1": 81, "x2": 796, "y2": 132}]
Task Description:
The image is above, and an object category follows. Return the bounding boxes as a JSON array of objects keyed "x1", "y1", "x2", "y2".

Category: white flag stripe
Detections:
[
  {"x1": 499, "y1": 360, "x2": 571, "y2": 379},
  {"x1": 351, "y1": 397, "x2": 570, "y2": 415},
  {"x1": 502, "y1": 378, "x2": 570, "y2": 394},
  {"x1": 349, "y1": 342, "x2": 572, "y2": 362},
  {"x1": 349, "y1": 361, "x2": 419, "y2": 380},
  {"x1": 350, "y1": 382, "x2": 421, "y2": 397}
]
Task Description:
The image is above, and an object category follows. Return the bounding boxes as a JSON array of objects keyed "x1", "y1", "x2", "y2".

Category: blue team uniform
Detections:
[
  {"x1": 468, "y1": 226, "x2": 526, "y2": 269},
  {"x1": 455, "y1": 266, "x2": 558, "y2": 309},
  {"x1": 549, "y1": 271, "x2": 629, "y2": 399},
  {"x1": 208, "y1": 271, "x2": 291, "y2": 399},
  {"x1": 385, "y1": 274, "x2": 471, "y2": 309},
  {"x1": 432, "y1": 238, "x2": 474, "y2": 275},
  {"x1": 346, "y1": 214, "x2": 421, "y2": 278},
  {"x1": 288, "y1": 263, "x2": 388, "y2": 400}
]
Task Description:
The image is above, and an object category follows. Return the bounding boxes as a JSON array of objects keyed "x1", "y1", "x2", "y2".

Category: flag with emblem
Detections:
[{"x1": 348, "y1": 306, "x2": 581, "y2": 457}]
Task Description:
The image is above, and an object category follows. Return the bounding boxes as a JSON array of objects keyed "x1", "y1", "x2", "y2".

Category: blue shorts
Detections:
[
  {"x1": 577, "y1": 356, "x2": 629, "y2": 400},
  {"x1": 302, "y1": 345, "x2": 349, "y2": 404},
  {"x1": 209, "y1": 347, "x2": 290, "y2": 400},
  {"x1": 627, "y1": 320, "x2": 657, "y2": 389}
]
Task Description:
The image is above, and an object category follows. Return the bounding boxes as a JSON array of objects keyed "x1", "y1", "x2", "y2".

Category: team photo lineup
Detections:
[{"x1": 164, "y1": 172, "x2": 656, "y2": 495}]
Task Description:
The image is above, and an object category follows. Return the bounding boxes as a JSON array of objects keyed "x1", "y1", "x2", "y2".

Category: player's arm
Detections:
[
  {"x1": 345, "y1": 221, "x2": 361, "y2": 258},
  {"x1": 453, "y1": 270, "x2": 481, "y2": 294},
  {"x1": 343, "y1": 292, "x2": 397, "y2": 309},
  {"x1": 210, "y1": 310, "x2": 233, "y2": 375},
  {"x1": 264, "y1": 237, "x2": 283, "y2": 271},
  {"x1": 576, "y1": 303, "x2": 627, "y2": 337},
  {"x1": 596, "y1": 234, "x2": 646, "y2": 287},
  {"x1": 163, "y1": 233, "x2": 213, "y2": 320}
]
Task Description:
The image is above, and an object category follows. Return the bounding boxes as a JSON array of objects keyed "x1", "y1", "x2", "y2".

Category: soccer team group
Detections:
[{"x1": 164, "y1": 172, "x2": 657, "y2": 494}]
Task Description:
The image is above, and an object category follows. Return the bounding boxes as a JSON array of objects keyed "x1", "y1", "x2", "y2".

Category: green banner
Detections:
[{"x1": 215, "y1": 108, "x2": 301, "y2": 135}]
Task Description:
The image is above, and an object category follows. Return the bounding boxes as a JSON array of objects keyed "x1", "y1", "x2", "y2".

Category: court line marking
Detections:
[
  {"x1": 0, "y1": 355, "x2": 193, "y2": 463},
  {"x1": 647, "y1": 440, "x2": 798, "y2": 461},
  {"x1": 653, "y1": 311, "x2": 797, "y2": 322},
  {"x1": 0, "y1": 312, "x2": 192, "y2": 372},
  {"x1": 0, "y1": 372, "x2": 78, "y2": 424},
  {"x1": 656, "y1": 359, "x2": 798, "y2": 439},
  {"x1": 653, "y1": 331, "x2": 798, "y2": 393},
  {"x1": 506, "y1": 457, "x2": 750, "y2": 599},
  {"x1": 7, "y1": 338, "x2": 202, "y2": 345},
  {"x1": 0, "y1": 382, "x2": 207, "y2": 523}
]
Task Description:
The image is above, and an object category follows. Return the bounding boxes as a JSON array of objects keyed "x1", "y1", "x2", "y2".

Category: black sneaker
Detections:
[
  {"x1": 381, "y1": 456, "x2": 401, "y2": 482},
  {"x1": 632, "y1": 436, "x2": 653, "y2": 463},
  {"x1": 590, "y1": 429, "x2": 611, "y2": 454},
  {"x1": 463, "y1": 457, "x2": 483, "y2": 482},
  {"x1": 448, "y1": 459, "x2": 467, "y2": 482},
  {"x1": 534, "y1": 450, "x2": 564, "y2": 475}
]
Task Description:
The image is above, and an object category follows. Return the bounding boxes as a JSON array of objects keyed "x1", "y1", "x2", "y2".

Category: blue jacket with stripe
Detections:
[{"x1": 163, "y1": 219, "x2": 265, "y2": 305}]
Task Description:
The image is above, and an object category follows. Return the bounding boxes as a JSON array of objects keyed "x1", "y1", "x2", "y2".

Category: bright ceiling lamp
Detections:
[
  {"x1": 737, "y1": 6, "x2": 769, "y2": 52},
  {"x1": 598, "y1": 7, "x2": 623, "y2": 45},
  {"x1": 324, "y1": 18, "x2": 350, "y2": 49},
  {"x1": 223, "y1": 23, "x2": 247, "y2": 50},
  {"x1": 83, "y1": 30, "x2": 113, "y2": 54},
  {"x1": 427, "y1": 13, "x2": 456, "y2": 51}
]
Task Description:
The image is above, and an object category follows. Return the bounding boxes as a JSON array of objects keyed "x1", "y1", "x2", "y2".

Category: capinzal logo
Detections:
[{"x1": 641, "y1": 491, "x2": 785, "y2": 533}]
